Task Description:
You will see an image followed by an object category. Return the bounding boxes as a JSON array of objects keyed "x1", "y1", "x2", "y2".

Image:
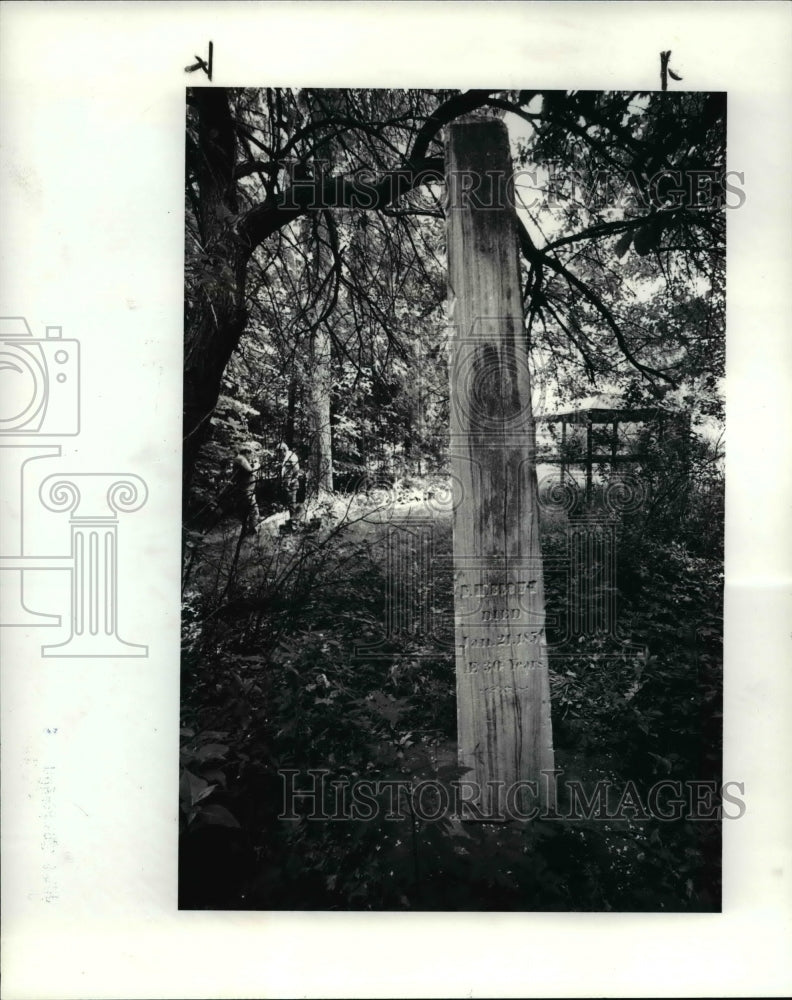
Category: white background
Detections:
[{"x1": 1, "y1": 2, "x2": 790, "y2": 997}]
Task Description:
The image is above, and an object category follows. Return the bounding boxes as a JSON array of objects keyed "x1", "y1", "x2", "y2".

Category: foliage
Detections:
[
  {"x1": 517, "y1": 91, "x2": 725, "y2": 422},
  {"x1": 180, "y1": 463, "x2": 723, "y2": 911}
]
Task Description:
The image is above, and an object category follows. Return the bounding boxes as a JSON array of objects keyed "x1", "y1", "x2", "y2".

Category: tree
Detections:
[
  {"x1": 185, "y1": 87, "x2": 474, "y2": 510},
  {"x1": 305, "y1": 214, "x2": 335, "y2": 496},
  {"x1": 184, "y1": 88, "x2": 725, "y2": 521},
  {"x1": 514, "y1": 90, "x2": 725, "y2": 422}
]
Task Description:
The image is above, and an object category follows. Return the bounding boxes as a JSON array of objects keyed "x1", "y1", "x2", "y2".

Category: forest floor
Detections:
[{"x1": 181, "y1": 480, "x2": 722, "y2": 911}]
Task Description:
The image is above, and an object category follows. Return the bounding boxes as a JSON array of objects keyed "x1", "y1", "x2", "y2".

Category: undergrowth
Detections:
[{"x1": 179, "y1": 479, "x2": 723, "y2": 911}]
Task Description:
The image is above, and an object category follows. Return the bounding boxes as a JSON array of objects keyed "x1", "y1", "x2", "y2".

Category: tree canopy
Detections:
[{"x1": 184, "y1": 87, "x2": 726, "y2": 523}]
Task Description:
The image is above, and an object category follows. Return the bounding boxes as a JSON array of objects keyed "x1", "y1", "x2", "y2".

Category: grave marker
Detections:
[{"x1": 445, "y1": 118, "x2": 555, "y2": 817}]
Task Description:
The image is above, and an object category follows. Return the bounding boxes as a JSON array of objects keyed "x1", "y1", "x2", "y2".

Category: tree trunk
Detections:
[
  {"x1": 183, "y1": 88, "x2": 250, "y2": 517},
  {"x1": 305, "y1": 214, "x2": 334, "y2": 497},
  {"x1": 307, "y1": 322, "x2": 334, "y2": 495},
  {"x1": 183, "y1": 249, "x2": 249, "y2": 512},
  {"x1": 284, "y1": 375, "x2": 298, "y2": 449},
  {"x1": 445, "y1": 118, "x2": 555, "y2": 819}
]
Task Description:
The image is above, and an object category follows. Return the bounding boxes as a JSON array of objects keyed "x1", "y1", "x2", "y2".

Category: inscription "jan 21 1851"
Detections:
[
  {"x1": 459, "y1": 658, "x2": 544, "y2": 673},
  {"x1": 461, "y1": 631, "x2": 542, "y2": 649}
]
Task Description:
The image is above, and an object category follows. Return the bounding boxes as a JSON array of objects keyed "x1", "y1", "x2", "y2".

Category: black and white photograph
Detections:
[
  {"x1": 180, "y1": 85, "x2": 729, "y2": 911},
  {"x1": 2, "y1": 3, "x2": 791, "y2": 997}
]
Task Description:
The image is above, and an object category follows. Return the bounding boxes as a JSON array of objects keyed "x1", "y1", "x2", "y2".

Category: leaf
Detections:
[
  {"x1": 178, "y1": 769, "x2": 192, "y2": 809},
  {"x1": 201, "y1": 768, "x2": 227, "y2": 788},
  {"x1": 182, "y1": 768, "x2": 217, "y2": 807},
  {"x1": 365, "y1": 691, "x2": 412, "y2": 725},
  {"x1": 613, "y1": 231, "x2": 633, "y2": 259},
  {"x1": 199, "y1": 803, "x2": 241, "y2": 828},
  {"x1": 193, "y1": 742, "x2": 230, "y2": 762},
  {"x1": 193, "y1": 784, "x2": 217, "y2": 806},
  {"x1": 648, "y1": 752, "x2": 673, "y2": 774}
]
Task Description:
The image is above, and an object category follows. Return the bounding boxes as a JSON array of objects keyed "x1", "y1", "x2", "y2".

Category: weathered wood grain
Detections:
[{"x1": 445, "y1": 118, "x2": 555, "y2": 817}]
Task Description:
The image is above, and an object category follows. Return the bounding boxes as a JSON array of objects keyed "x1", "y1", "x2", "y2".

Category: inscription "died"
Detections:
[{"x1": 481, "y1": 608, "x2": 521, "y2": 622}]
